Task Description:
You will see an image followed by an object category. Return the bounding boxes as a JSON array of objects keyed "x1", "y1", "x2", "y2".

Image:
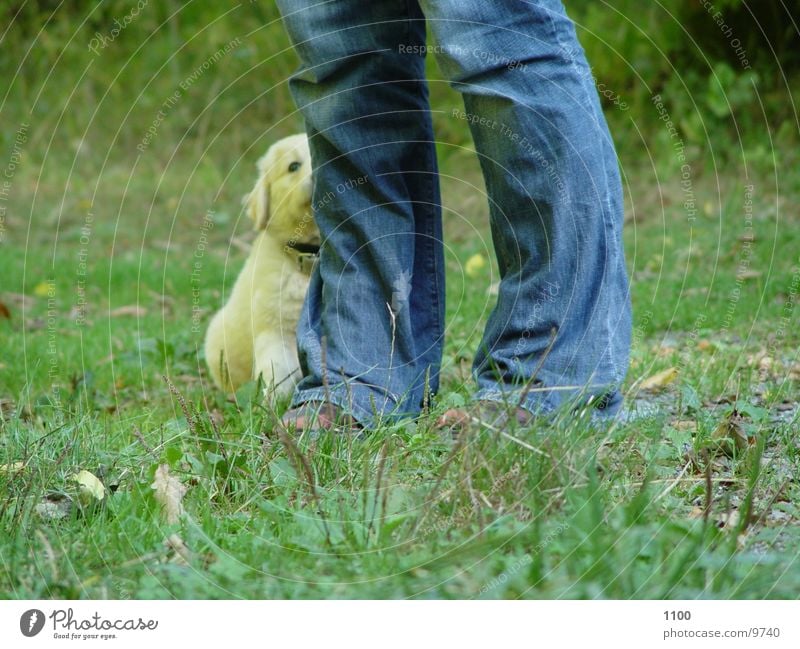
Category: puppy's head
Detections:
[{"x1": 243, "y1": 133, "x2": 319, "y2": 247}]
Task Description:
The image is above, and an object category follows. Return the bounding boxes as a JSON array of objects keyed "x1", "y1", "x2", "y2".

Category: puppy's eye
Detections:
[{"x1": 288, "y1": 161, "x2": 301, "y2": 173}]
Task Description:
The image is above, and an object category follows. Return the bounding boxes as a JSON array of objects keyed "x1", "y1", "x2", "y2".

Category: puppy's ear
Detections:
[{"x1": 243, "y1": 175, "x2": 270, "y2": 231}]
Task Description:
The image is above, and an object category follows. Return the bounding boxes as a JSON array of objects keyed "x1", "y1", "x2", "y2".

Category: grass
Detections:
[
  {"x1": 2, "y1": 3, "x2": 800, "y2": 599},
  {"x1": 2, "y1": 144, "x2": 800, "y2": 598}
]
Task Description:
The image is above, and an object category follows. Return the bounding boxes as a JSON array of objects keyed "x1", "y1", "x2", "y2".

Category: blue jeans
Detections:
[{"x1": 276, "y1": 0, "x2": 632, "y2": 426}]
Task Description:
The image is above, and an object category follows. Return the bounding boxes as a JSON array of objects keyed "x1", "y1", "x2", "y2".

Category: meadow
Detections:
[{"x1": 1, "y1": 1, "x2": 799, "y2": 598}]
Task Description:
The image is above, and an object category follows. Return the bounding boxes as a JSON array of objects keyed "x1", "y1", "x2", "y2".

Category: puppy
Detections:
[{"x1": 205, "y1": 134, "x2": 320, "y2": 396}]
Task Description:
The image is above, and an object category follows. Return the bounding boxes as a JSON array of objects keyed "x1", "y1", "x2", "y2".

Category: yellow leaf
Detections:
[
  {"x1": 33, "y1": 281, "x2": 53, "y2": 297},
  {"x1": 151, "y1": 464, "x2": 187, "y2": 525},
  {"x1": 465, "y1": 253, "x2": 487, "y2": 277},
  {"x1": 109, "y1": 305, "x2": 147, "y2": 317},
  {"x1": 0, "y1": 461, "x2": 25, "y2": 474},
  {"x1": 640, "y1": 367, "x2": 678, "y2": 391},
  {"x1": 711, "y1": 413, "x2": 750, "y2": 456},
  {"x1": 73, "y1": 469, "x2": 105, "y2": 501}
]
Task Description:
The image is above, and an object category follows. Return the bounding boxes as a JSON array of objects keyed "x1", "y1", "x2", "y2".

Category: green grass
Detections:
[
  {"x1": 2, "y1": 144, "x2": 800, "y2": 598},
  {"x1": 2, "y1": 2, "x2": 800, "y2": 599}
]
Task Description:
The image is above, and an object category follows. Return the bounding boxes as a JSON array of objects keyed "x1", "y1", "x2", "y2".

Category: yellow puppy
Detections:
[{"x1": 205, "y1": 134, "x2": 319, "y2": 396}]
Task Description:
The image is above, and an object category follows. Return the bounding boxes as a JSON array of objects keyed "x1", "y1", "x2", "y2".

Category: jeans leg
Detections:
[
  {"x1": 419, "y1": 0, "x2": 632, "y2": 416},
  {"x1": 276, "y1": 0, "x2": 445, "y2": 425}
]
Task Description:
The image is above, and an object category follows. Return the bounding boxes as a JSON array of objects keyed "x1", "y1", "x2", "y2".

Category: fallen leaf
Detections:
[
  {"x1": 2, "y1": 292, "x2": 35, "y2": 309},
  {"x1": 209, "y1": 409, "x2": 224, "y2": 430},
  {"x1": 0, "y1": 398, "x2": 15, "y2": 417},
  {"x1": 109, "y1": 305, "x2": 147, "y2": 317},
  {"x1": 36, "y1": 501, "x2": 71, "y2": 520},
  {"x1": 639, "y1": 367, "x2": 678, "y2": 391},
  {"x1": 758, "y1": 356, "x2": 774, "y2": 372},
  {"x1": 688, "y1": 506, "x2": 705, "y2": 519},
  {"x1": 717, "y1": 510, "x2": 740, "y2": 529},
  {"x1": 0, "y1": 302, "x2": 10, "y2": 319},
  {"x1": 73, "y1": 470, "x2": 106, "y2": 502},
  {"x1": 25, "y1": 318, "x2": 45, "y2": 331},
  {"x1": 465, "y1": 253, "x2": 487, "y2": 278},
  {"x1": 151, "y1": 464, "x2": 187, "y2": 524},
  {"x1": 164, "y1": 533, "x2": 192, "y2": 565},
  {"x1": 35, "y1": 494, "x2": 73, "y2": 520},
  {"x1": 711, "y1": 412, "x2": 750, "y2": 456},
  {"x1": 33, "y1": 281, "x2": 53, "y2": 297},
  {"x1": 737, "y1": 269, "x2": 762, "y2": 280},
  {"x1": 0, "y1": 461, "x2": 25, "y2": 474},
  {"x1": 672, "y1": 420, "x2": 697, "y2": 432}
]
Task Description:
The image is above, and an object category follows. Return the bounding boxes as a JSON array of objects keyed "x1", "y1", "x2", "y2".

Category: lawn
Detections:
[{"x1": 2, "y1": 2, "x2": 800, "y2": 599}]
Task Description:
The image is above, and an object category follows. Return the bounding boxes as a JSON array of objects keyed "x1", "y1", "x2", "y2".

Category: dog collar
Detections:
[
  {"x1": 285, "y1": 241, "x2": 321, "y2": 255},
  {"x1": 284, "y1": 241, "x2": 320, "y2": 275}
]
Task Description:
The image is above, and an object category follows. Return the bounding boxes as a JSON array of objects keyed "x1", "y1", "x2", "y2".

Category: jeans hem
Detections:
[
  {"x1": 474, "y1": 384, "x2": 624, "y2": 419},
  {"x1": 290, "y1": 384, "x2": 406, "y2": 428}
]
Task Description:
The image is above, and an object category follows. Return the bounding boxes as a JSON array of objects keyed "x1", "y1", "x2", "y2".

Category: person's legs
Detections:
[
  {"x1": 420, "y1": 0, "x2": 631, "y2": 417},
  {"x1": 275, "y1": 0, "x2": 444, "y2": 425}
]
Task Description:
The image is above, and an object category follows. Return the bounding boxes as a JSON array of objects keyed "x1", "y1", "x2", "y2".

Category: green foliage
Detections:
[
  {"x1": 569, "y1": 0, "x2": 798, "y2": 156},
  {"x1": 2, "y1": 1, "x2": 796, "y2": 168}
]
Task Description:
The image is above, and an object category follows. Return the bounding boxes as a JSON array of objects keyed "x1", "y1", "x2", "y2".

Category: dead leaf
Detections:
[
  {"x1": 0, "y1": 398, "x2": 15, "y2": 418},
  {"x1": 681, "y1": 287, "x2": 707, "y2": 296},
  {"x1": 0, "y1": 302, "x2": 10, "y2": 319},
  {"x1": 672, "y1": 420, "x2": 697, "y2": 432},
  {"x1": 25, "y1": 318, "x2": 45, "y2": 331},
  {"x1": 151, "y1": 464, "x2": 187, "y2": 524},
  {"x1": 174, "y1": 374, "x2": 202, "y2": 384},
  {"x1": 688, "y1": 506, "x2": 705, "y2": 519},
  {"x1": 1, "y1": 292, "x2": 35, "y2": 309},
  {"x1": 737, "y1": 269, "x2": 762, "y2": 280},
  {"x1": 639, "y1": 367, "x2": 678, "y2": 392},
  {"x1": 711, "y1": 412, "x2": 751, "y2": 456},
  {"x1": 717, "y1": 510, "x2": 740, "y2": 529},
  {"x1": 164, "y1": 533, "x2": 192, "y2": 565},
  {"x1": 73, "y1": 470, "x2": 106, "y2": 503},
  {"x1": 33, "y1": 281, "x2": 53, "y2": 297},
  {"x1": 109, "y1": 305, "x2": 147, "y2": 317},
  {"x1": 0, "y1": 461, "x2": 25, "y2": 474},
  {"x1": 758, "y1": 356, "x2": 774, "y2": 373},
  {"x1": 35, "y1": 494, "x2": 73, "y2": 520},
  {"x1": 209, "y1": 409, "x2": 224, "y2": 430}
]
